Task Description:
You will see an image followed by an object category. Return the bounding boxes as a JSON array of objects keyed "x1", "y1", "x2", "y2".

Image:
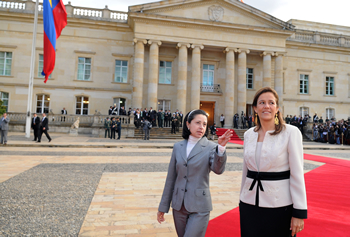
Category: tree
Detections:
[{"x1": 0, "y1": 99, "x2": 6, "y2": 116}]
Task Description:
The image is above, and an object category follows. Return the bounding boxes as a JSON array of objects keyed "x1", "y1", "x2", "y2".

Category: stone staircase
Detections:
[
  {"x1": 127, "y1": 127, "x2": 184, "y2": 139},
  {"x1": 233, "y1": 129, "x2": 247, "y2": 141}
]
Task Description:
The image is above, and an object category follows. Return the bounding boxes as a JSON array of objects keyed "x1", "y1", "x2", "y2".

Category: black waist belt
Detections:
[{"x1": 247, "y1": 170, "x2": 290, "y2": 206}]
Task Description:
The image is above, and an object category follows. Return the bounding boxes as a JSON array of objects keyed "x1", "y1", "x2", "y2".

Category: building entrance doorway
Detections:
[{"x1": 200, "y1": 101, "x2": 215, "y2": 127}]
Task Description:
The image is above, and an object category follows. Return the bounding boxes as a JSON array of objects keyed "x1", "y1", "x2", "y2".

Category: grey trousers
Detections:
[
  {"x1": 144, "y1": 129, "x2": 150, "y2": 140},
  {"x1": 172, "y1": 204, "x2": 210, "y2": 237},
  {"x1": 0, "y1": 130, "x2": 8, "y2": 144}
]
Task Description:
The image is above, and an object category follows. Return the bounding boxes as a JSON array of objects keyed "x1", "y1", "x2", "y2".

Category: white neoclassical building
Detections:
[{"x1": 1, "y1": 0, "x2": 350, "y2": 128}]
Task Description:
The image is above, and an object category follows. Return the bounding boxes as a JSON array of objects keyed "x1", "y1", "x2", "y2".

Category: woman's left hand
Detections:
[
  {"x1": 290, "y1": 217, "x2": 304, "y2": 236},
  {"x1": 217, "y1": 129, "x2": 234, "y2": 147}
]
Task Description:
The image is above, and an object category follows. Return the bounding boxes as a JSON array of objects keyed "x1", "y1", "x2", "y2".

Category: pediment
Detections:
[{"x1": 129, "y1": 0, "x2": 294, "y2": 30}]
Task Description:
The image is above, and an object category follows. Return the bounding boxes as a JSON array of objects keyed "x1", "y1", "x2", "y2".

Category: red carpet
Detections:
[
  {"x1": 206, "y1": 153, "x2": 350, "y2": 237},
  {"x1": 216, "y1": 128, "x2": 244, "y2": 145}
]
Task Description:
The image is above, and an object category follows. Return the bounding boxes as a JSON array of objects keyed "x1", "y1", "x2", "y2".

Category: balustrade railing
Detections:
[
  {"x1": 6, "y1": 113, "x2": 133, "y2": 126},
  {"x1": 0, "y1": 0, "x2": 128, "y2": 22},
  {"x1": 289, "y1": 30, "x2": 350, "y2": 48},
  {"x1": 0, "y1": 0, "x2": 25, "y2": 10}
]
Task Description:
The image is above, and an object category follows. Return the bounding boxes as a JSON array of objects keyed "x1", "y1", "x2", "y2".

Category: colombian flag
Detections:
[{"x1": 41, "y1": 0, "x2": 67, "y2": 83}]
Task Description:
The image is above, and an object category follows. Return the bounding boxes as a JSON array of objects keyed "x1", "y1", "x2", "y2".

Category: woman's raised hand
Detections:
[
  {"x1": 218, "y1": 129, "x2": 234, "y2": 147},
  {"x1": 157, "y1": 211, "x2": 165, "y2": 224}
]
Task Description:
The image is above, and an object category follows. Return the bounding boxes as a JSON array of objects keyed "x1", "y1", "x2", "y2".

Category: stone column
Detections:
[
  {"x1": 177, "y1": 43, "x2": 190, "y2": 114},
  {"x1": 262, "y1": 52, "x2": 272, "y2": 87},
  {"x1": 132, "y1": 38, "x2": 147, "y2": 109},
  {"x1": 147, "y1": 40, "x2": 162, "y2": 109},
  {"x1": 274, "y1": 54, "x2": 284, "y2": 108},
  {"x1": 224, "y1": 48, "x2": 236, "y2": 128},
  {"x1": 237, "y1": 49, "x2": 250, "y2": 128},
  {"x1": 190, "y1": 44, "x2": 204, "y2": 110}
]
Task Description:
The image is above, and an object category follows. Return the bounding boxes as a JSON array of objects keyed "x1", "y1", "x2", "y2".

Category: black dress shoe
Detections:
[
  {"x1": 33, "y1": 139, "x2": 36, "y2": 141},
  {"x1": 36, "y1": 141, "x2": 41, "y2": 143}
]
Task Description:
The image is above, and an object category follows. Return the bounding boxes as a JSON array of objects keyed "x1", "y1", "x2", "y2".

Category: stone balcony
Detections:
[
  {"x1": 0, "y1": 0, "x2": 128, "y2": 22},
  {"x1": 287, "y1": 30, "x2": 350, "y2": 48}
]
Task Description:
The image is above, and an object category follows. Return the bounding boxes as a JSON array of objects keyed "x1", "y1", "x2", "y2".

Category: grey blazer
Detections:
[
  {"x1": 0, "y1": 117, "x2": 10, "y2": 130},
  {"x1": 158, "y1": 137, "x2": 227, "y2": 213}
]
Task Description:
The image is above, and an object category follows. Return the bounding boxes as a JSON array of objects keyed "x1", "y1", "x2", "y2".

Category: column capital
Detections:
[
  {"x1": 223, "y1": 47, "x2": 238, "y2": 53},
  {"x1": 191, "y1": 44, "x2": 204, "y2": 50},
  {"x1": 237, "y1": 48, "x2": 250, "y2": 54},
  {"x1": 147, "y1": 40, "x2": 162, "y2": 46},
  {"x1": 273, "y1": 51, "x2": 287, "y2": 57},
  {"x1": 260, "y1": 51, "x2": 274, "y2": 57},
  {"x1": 176, "y1": 42, "x2": 191, "y2": 49},
  {"x1": 133, "y1": 38, "x2": 148, "y2": 45}
]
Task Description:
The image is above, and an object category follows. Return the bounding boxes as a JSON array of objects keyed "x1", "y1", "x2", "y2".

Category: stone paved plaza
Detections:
[{"x1": 1, "y1": 133, "x2": 350, "y2": 236}]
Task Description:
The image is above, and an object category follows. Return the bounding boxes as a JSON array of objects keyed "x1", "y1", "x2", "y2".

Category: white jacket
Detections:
[{"x1": 240, "y1": 124, "x2": 307, "y2": 218}]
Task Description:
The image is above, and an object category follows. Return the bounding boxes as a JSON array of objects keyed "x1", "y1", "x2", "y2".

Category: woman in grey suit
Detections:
[{"x1": 157, "y1": 109, "x2": 233, "y2": 237}]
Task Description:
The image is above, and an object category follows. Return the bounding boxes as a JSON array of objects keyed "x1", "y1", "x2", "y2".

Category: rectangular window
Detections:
[
  {"x1": 202, "y1": 64, "x2": 214, "y2": 86},
  {"x1": 38, "y1": 54, "x2": 51, "y2": 78},
  {"x1": 299, "y1": 107, "x2": 309, "y2": 117},
  {"x1": 326, "y1": 108, "x2": 335, "y2": 120},
  {"x1": 158, "y1": 100, "x2": 171, "y2": 111},
  {"x1": 77, "y1": 57, "x2": 91, "y2": 81},
  {"x1": 36, "y1": 94, "x2": 50, "y2": 114},
  {"x1": 159, "y1": 61, "x2": 172, "y2": 84},
  {"x1": 325, "y1": 77, "x2": 334, "y2": 95},
  {"x1": 115, "y1": 60, "x2": 128, "y2": 83},
  {"x1": 300, "y1": 74, "x2": 309, "y2": 94},
  {"x1": 246, "y1": 68, "x2": 254, "y2": 89},
  {"x1": 0, "y1": 92, "x2": 9, "y2": 112},
  {"x1": 76, "y1": 96, "x2": 89, "y2": 115},
  {"x1": 0, "y1": 52, "x2": 12, "y2": 76}
]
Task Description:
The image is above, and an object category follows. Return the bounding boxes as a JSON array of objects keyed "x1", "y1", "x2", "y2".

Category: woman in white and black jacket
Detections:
[{"x1": 240, "y1": 87, "x2": 307, "y2": 237}]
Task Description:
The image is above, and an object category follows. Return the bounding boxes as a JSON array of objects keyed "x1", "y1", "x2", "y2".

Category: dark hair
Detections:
[
  {"x1": 252, "y1": 87, "x2": 285, "y2": 135},
  {"x1": 182, "y1": 109, "x2": 208, "y2": 139}
]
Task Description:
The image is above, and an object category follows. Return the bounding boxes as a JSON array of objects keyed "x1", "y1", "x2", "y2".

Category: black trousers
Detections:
[
  {"x1": 110, "y1": 128, "x2": 115, "y2": 139},
  {"x1": 239, "y1": 201, "x2": 295, "y2": 237},
  {"x1": 116, "y1": 128, "x2": 121, "y2": 139},
  {"x1": 33, "y1": 128, "x2": 39, "y2": 141},
  {"x1": 38, "y1": 128, "x2": 51, "y2": 142},
  {"x1": 171, "y1": 124, "x2": 176, "y2": 134}
]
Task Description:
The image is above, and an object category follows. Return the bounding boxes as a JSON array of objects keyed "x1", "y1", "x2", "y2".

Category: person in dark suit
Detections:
[
  {"x1": 61, "y1": 107, "x2": 67, "y2": 122},
  {"x1": 171, "y1": 113, "x2": 177, "y2": 134},
  {"x1": 31, "y1": 113, "x2": 40, "y2": 141},
  {"x1": 110, "y1": 117, "x2": 116, "y2": 139},
  {"x1": 108, "y1": 106, "x2": 113, "y2": 115},
  {"x1": 234, "y1": 113, "x2": 239, "y2": 128},
  {"x1": 116, "y1": 117, "x2": 121, "y2": 140},
  {"x1": 157, "y1": 110, "x2": 232, "y2": 237},
  {"x1": 119, "y1": 106, "x2": 126, "y2": 116},
  {"x1": 134, "y1": 110, "x2": 141, "y2": 128},
  {"x1": 248, "y1": 114, "x2": 252, "y2": 128},
  {"x1": 149, "y1": 107, "x2": 157, "y2": 126},
  {"x1": 164, "y1": 110, "x2": 169, "y2": 127},
  {"x1": 142, "y1": 108, "x2": 148, "y2": 120},
  {"x1": 179, "y1": 111, "x2": 184, "y2": 127},
  {"x1": 37, "y1": 113, "x2": 51, "y2": 143}
]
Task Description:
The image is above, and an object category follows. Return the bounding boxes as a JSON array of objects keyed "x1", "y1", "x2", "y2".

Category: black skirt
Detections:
[{"x1": 239, "y1": 201, "x2": 295, "y2": 237}]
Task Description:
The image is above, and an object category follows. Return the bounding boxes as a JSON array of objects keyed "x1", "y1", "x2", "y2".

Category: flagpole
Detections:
[{"x1": 25, "y1": 0, "x2": 39, "y2": 138}]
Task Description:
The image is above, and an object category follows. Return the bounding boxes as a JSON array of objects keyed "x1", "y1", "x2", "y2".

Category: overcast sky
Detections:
[{"x1": 61, "y1": 0, "x2": 349, "y2": 27}]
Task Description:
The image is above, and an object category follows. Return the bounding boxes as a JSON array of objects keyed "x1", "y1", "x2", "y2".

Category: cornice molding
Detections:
[
  {"x1": 283, "y1": 98, "x2": 350, "y2": 104},
  {"x1": 131, "y1": 16, "x2": 292, "y2": 39},
  {"x1": 0, "y1": 45, "x2": 17, "y2": 49},
  {"x1": 286, "y1": 41, "x2": 350, "y2": 53},
  {"x1": 74, "y1": 50, "x2": 96, "y2": 55},
  {"x1": 0, "y1": 82, "x2": 132, "y2": 92},
  {"x1": 111, "y1": 53, "x2": 133, "y2": 59},
  {"x1": 323, "y1": 71, "x2": 338, "y2": 74},
  {"x1": 297, "y1": 69, "x2": 312, "y2": 72}
]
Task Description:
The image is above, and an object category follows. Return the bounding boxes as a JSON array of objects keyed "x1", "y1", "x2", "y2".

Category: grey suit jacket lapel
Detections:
[
  {"x1": 179, "y1": 140, "x2": 188, "y2": 163},
  {"x1": 187, "y1": 137, "x2": 207, "y2": 161}
]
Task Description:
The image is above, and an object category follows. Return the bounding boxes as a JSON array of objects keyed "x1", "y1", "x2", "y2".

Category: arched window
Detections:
[
  {"x1": 36, "y1": 94, "x2": 50, "y2": 114},
  {"x1": 76, "y1": 96, "x2": 89, "y2": 115}
]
